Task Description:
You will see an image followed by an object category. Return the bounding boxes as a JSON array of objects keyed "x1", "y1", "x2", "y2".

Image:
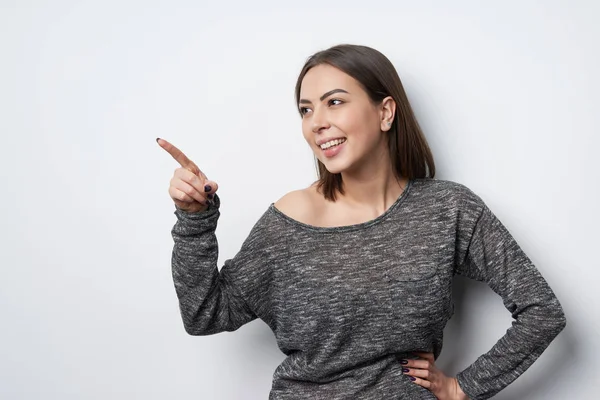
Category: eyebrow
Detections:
[{"x1": 299, "y1": 88, "x2": 349, "y2": 104}]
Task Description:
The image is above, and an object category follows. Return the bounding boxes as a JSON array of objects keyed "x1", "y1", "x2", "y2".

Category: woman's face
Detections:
[{"x1": 298, "y1": 64, "x2": 392, "y2": 175}]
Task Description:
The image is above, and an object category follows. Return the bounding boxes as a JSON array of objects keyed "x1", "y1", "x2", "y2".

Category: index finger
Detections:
[{"x1": 157, "y1": 138, "x2": 200, "y2": 175}]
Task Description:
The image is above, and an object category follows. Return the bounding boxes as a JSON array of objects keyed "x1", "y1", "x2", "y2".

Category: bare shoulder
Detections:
[{"x1": 273, "y1": 184, "x2": 321, "y2": 223}]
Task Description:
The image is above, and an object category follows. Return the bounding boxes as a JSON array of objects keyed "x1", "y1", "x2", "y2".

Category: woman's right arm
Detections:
[
  {"x1": 157, "y1": 138, "x2": 260, "y2": 335},
  {"x1": 171, "y1": 193, "x2": 259, "y2": 335}
]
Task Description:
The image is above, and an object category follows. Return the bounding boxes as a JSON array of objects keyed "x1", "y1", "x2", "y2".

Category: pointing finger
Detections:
[{"x1": 157, "y1": 138, "x2": 201, "y2": 175}]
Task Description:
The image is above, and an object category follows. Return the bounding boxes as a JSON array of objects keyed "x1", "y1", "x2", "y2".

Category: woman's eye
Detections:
[{"x1": 299, "y1": 100, "x2": 341, "y2": 116}]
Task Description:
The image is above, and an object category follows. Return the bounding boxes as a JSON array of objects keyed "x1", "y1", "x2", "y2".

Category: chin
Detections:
[{"x1": 318, "y1": 158, "x2": 349, "y2": 175}]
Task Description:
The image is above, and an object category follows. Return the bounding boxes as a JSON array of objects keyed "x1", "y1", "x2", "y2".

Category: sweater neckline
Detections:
[{"x1": 268, "y1": 179, "x2": 414, "y2": 233}]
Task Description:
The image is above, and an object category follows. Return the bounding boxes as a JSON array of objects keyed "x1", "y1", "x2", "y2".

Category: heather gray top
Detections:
[{"x1": 170, "y1": 178, "x2": 566, "y2": 400}]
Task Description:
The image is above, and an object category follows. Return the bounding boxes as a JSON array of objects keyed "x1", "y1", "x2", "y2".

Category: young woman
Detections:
[{"x1": 157, "y1": 44, "x2": 566, "y2": 400}]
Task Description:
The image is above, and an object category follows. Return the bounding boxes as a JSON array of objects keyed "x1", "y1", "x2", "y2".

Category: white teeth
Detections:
[{"x1": 319, "y1": 138, "x2": 346, "y2": 150}]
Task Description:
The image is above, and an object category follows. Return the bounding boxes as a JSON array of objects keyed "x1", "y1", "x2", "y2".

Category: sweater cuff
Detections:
[
  {"x1": 456, "y1": 371, "x2": 484, "y2": 400},
  {"x1": 174, "y1": 193, "x2": 221, "y2": 220}
]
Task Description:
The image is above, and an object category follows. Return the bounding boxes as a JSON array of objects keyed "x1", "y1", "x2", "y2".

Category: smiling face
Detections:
[{"x1": 298, "y1": 64, "x2": 393, "y2": 175}]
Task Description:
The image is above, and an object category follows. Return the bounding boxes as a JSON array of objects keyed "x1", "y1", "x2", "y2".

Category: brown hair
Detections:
[{"x1": 294, "y1": 44, "x2": 435, "y2": 202}]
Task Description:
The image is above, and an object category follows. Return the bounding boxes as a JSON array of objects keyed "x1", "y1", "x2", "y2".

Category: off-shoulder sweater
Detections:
[{"x1": 170, "y1": 178, "x2": 566, "y2": 399}]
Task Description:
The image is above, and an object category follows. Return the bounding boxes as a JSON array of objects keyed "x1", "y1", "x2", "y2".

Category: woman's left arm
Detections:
[{"x1": 451, "y1": 197, "x2": 567, "y2": 399}]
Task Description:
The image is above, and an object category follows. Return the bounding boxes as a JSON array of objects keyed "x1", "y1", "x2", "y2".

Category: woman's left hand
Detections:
[{"x1": 400, "y1": 351, "x2": 470, "y2": 400}]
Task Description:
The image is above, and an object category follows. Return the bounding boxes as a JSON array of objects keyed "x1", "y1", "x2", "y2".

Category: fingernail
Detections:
[
  {"x1": 204, "y1": 185, "x2": 211, "y2": 192},
  {"x1": 400, "y1": 359, "x2": 408, "y2": 365},
  {"x1": 156, "y1": 137, "x2": 161, "y2": 142},
  {"x1": 409, "y1": 377, "x2": 416, "y2": 381},
  {"x1": 207, "y1": 193, "x2": 214, "y2": 199},
  {"x1": 402, "y1": 368, "x2": 409, "y2": 373}
]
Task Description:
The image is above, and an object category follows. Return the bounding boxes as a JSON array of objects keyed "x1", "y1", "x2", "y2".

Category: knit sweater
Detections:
[{"x1": 170, "y1": 178, "x2": 566, "y2": 399}]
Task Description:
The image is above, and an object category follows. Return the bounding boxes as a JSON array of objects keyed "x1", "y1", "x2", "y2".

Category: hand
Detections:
[
  {"x1": 156, "y1": 138, "x2": 218, "y2": 213},
  {"x1": 400, "y1": 351, "x2": 469, "y2": 400}
]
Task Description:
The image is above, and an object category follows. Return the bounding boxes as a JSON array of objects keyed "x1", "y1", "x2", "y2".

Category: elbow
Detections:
[
  {"x1": 181, "y1": 314, "x2": 231, "y2": 336},
  {"x1": 178, "y1": 292, "x2": 225, "y2": 336},
  {"x1": 544, "y1": 301, "x2": 567, "y2": 339},
  {"x1": 184, "y1": 323, "x2": 201, "y2": 336},
  {"x1": 183, "y1": 322, "x2": 217, "y2": 336},
  {"x1": 181, "y1": 313, "x2": 213, "y2": 336},
  {"x1": 552, "y1": 307, "x2": 567, "y2": 335},
  {"x1": 182, "y1": 313, "x2": 223, "y2": 336}
]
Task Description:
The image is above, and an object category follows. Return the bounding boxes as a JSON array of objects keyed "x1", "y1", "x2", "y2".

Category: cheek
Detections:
[
  {"x1": 301, "y1": 122, "x2": 312, "y2": 144},
  {"x1": 358, "y1": 110, "x2": 383, "y2": 139},
  {"x1": 336, "y1": 107, "x2": 375, "y2": 134}
]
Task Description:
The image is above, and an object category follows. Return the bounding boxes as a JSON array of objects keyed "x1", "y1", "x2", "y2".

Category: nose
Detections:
[{"x1": 311, "y1": 107, "x2": 331, "y2": 133}]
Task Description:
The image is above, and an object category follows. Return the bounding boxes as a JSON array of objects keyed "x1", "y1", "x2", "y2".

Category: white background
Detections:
[{"x1": 1, "y1": 0, "x2": 598, "y2": 398}]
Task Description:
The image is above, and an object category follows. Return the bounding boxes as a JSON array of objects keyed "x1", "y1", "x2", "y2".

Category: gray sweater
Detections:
[{"x1": 170, "y1": 178, "x2": 566, "y2": 399}]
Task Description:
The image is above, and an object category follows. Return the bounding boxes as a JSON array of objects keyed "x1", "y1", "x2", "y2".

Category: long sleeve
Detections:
[
  {"x1": 453, "y1": 192, "x2": 567, "y2": 399},
  {"x1": 170, "y1": 193, "x2": 263, "y2": 335}
]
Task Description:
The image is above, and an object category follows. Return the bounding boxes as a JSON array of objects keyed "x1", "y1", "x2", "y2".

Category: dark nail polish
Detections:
[
  {"x1": 402, "y1": 368, "x2": 409, "y2": 373},
  {"x1": 204, "y1": 185, "x2": 211, "y2": 192},
  {"x1": 400, "y1": 359, "x2": 408, "y2": 365},
  {"x1": 207, "y1": 193, "x2": 214, "y2": 199},
  {"x1": 409, "y1": 376, "x2": 416, "y2": 381},
  {"x1": 156, "y1": 137, "x2": 160, "y2": 142}
]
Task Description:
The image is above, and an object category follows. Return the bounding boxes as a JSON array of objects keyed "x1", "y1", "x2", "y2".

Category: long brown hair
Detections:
[{"x1": 295, "y1": 44, "x2": 435, "y2": 201}]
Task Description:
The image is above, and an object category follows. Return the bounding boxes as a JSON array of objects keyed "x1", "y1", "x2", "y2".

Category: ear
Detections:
[{"x1": 379, "y1": 96, "x2": 396, "y2": 131}]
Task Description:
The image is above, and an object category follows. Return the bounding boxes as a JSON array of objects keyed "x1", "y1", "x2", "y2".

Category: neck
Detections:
[{"x1": 337, "y1": 145, "x2": 408, "y2": 214}]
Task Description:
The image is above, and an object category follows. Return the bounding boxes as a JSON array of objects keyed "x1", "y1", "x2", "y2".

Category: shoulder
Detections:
[
  {"x1": 412, "y1": 178, "x2": 486, "y2": 211},
  {"x1": 411, "y1": 179, "x2": 489, "y2": 238},
  {"x1": 273, "y1": 185, "x2": 318, "y2": 223},
  {"x1": 413, "y1": 177, "x2": 474, "y2": 195}
]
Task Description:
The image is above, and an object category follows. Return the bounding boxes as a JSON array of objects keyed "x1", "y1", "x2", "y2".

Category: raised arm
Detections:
[
  {"x1": 453, "y1": 190, "x2": 567, "y2": 399},
  {"x1": 171, "y1": 193, "x2": 259, "y2": 335},
  {"x1": 157, "y1": 138, "x2": 263, "y2": 335}
]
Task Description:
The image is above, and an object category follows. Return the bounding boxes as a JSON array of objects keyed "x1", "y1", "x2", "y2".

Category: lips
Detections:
[
  {"x1": 316, "y1": 137, "x2": 346, "y2": 147},
  {"x1": 320, "y1": 138, "x2": 346, "y2": 158},
  {"x1": 318, "y1": 138, "x2": 347, "y2": 151}
]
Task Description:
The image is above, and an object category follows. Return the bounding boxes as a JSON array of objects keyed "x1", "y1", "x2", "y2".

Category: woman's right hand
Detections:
[{"x1": 156, "y1": 138, "x2": 219, "y2": 213}]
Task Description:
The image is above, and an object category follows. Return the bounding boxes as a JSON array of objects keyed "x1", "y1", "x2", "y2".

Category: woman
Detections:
[{"x1": 157, "y1": 44, "x2": 566, "y2": 399}]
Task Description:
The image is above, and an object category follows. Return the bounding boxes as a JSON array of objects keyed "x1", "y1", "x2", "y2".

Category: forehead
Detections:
[{"x1": 299, "y1": 64, "x2": 362, "y2": 99}]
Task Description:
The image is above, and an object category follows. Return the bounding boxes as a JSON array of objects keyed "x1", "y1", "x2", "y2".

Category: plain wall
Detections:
[{"x1": 1, "y1": 0, "x2": 598, "y2": 398}]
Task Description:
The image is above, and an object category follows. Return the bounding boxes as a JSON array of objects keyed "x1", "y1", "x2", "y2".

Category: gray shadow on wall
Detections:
[{"x1": 437, "y1": 275, "x2": 577, "y2": 399}]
